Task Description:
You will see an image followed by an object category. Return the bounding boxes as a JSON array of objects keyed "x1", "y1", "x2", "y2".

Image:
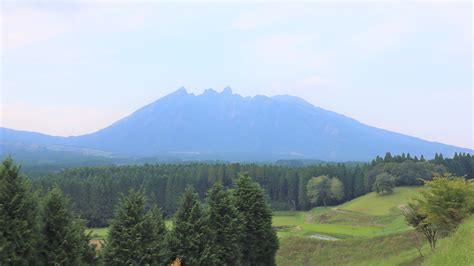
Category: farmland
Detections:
[
  {"x1": 83, "y1": 185, "x2": 474, "y2": 265},
  {"x1": 274, "y1": 187, "x2": 427, "y2": 265},
  {"x1": 87, "y1": 187, "x2": 429, "y2": 265}
]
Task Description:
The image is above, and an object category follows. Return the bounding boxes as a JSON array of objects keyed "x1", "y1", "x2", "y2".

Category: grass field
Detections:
[
  {"x1": 85, "y1": 186, "x2": 472, "y2": 265},
  {"x1": 339, "y1": 187, "x2": 422, "y2": 216},
  {"x1": 275, "y1": 186, "x2": 426, "y2": 265},
  {"x1": 86, "y1": 227, "x2": 109, "y2": 240},
  {"x1": 422, "y1": 216, "x2": 474, "y2": 266},
  {"x1": 86, "y1": 220, "x2": 172, "y2": 243}
]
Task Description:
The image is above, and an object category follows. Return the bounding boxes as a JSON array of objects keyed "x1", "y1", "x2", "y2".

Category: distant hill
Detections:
[{"x1": 1, "y1": 87, "x2": 472, "y2": 162}]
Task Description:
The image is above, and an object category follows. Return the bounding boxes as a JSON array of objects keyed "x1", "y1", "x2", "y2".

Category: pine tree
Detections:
[
  {"x1": 141, "y1": 206, "x2": 169, "y2": 264},
  {"x1": 40, "y1": 186, "x2": 94, "y2": 265},
  {"x1": 0, "y1": 157, "x2": 39, "y2": 264},
  {"x1": 202, "y1": 182, "x2": 243, "y2": 265},
  {"x1": 384, "y1": 152, "x2": 393, "y2": 163},
  {"x1": 169, "y1": 186, "x2": 208, "y2": 265},
  {"x1": 233, "y1": 174, "x2": 279, "y2": 266},
  {"x1": 420, "y1": 155, "x2": 426, "y2": 162},
  {"x1": 104, "y1": 189, "x2": 167, "y2": 265}
]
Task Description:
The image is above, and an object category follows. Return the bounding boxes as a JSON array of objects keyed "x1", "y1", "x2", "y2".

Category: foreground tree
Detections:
[
  {"x1": 306, "y1": 176, "x2": 344, "y2": 206},
  {"x1": 402, "y1": 202, "x2": 438, "y2": 250},
  {"x1": 40, "y1": 187, "x2": 95, "y2": 264},
  {"x1": 202, "y1": 182, "x2": 243, "y2": 264},
  {"x1": 168, "y1": 186, "x2": 208, "y2": 265},
  {"x1": 372, "y1": 173, "x2": 396, "y2": 194},
  {"x1": 233, "y1": 174, "x2": 279, "y2": 266},
  {"x1": 403, "y1": 173, "x2": 474, "y2": 250},
  {"x1": 142, "y1": 206, "x2": 169, "y2": 264},
  {"x1": 0, "y1": 157, "x2": 39, "y2": 264},
  {"x1": 104, "y1": 190, "x2": 167, "y2": 265},
  {"x1": 417, "y1": 173, "x2": 474, "y2": 234}
]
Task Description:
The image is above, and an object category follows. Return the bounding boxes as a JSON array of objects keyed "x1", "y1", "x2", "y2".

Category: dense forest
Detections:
[
  {"x1": 32, "y1": 153, "x2": 473, "y2": 227},
  {"x1": 1, "y1": 158, "x2": 278, "y2": 265}
]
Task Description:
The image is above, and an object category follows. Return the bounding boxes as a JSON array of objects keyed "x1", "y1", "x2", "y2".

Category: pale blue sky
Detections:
[{"x1": 1, "y1": 1, "x2": 472, "y2": 148}]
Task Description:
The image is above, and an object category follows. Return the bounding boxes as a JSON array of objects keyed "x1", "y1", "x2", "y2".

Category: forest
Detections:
[
  {"x1": 1, "y1": 158, "x2": 278, "y2": 265},
  {"x1": 31, "y1": 152, "x2": 473, "y2": 227},
  {"x1": 1, "y1": 153, "x2": 473, "y2": 265}
]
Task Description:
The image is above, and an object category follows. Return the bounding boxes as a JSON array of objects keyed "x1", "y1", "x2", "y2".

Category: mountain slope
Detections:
[{"x1": 1, "y1": 88, "x2": 472, "y2": 161}]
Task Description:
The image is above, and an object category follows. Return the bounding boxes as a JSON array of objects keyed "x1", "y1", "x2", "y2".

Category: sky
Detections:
[{"x1": 1, "y1": 1, "x2": 472, "y2": 149}]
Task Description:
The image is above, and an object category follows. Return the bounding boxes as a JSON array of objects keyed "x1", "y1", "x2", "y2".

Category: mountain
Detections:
[{"x1": 1, "y1": 87, "x2": 472, "y2": 162}]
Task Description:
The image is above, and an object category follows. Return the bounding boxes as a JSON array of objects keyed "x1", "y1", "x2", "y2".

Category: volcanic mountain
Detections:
[{"x1": 1, "y1": 87, "x2": 471, "y2": 161}]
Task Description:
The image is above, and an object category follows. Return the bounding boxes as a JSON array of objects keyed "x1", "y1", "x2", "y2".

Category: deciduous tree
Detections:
[{"x1": 372, "y1": 173, "x2": 396, "y2": 194}]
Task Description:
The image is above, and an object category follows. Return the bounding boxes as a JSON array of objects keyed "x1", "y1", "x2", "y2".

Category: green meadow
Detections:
[
  {"x1": 86, "y1": 220, "x2": 173, "y2": 242},
  {"x1": 85, "y1": 186, "x2": 473, "y2": 265},
  {"x1": 423, "y1": 216, "x2": 474, "y2": 266},
  {"x1": 275, "y1": 186, "x2": 426, "y2": 265},
  {"x1": 340, "y1": 186, "x2": 422, "y2": 216}
]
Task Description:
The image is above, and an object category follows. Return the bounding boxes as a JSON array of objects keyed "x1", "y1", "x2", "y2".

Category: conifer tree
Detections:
[
  {"x1": 384, "y1": 152, "x2": 393, "y2": 162},
  {"x1": 0, "y1": 157, "x2": 39, "y2": 264},
  {"x1": 233, "y1": 174, "x2": 279, "y2": 266},
  {"x1": 168, "y1": 186, "x2": 208, "y2": 265},
  {"x1": 104, "y1": 189, "x2": 167, "y2": 265},
  {"x1": 202, "y1": 182, "x2": 243, "y2": 265},
  {"x1": 141, "y1": 206, "x2": 169, "y2": 265},
  {"x1": 40, "y1": 186, "x2": 94, "y2": 265}
]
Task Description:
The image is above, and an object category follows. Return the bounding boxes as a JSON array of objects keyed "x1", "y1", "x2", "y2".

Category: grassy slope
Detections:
[
  {"x1": 88, "y1": 187, "x2": 425, "y2": 264},
  {"x1": 85, "y1": 187, "x2": 472, "y2": 265},
  {"x1": 340, "y1": 187, "x2": 422, "y2": 216},
  {"x1": 86, "y1": 227, "x2": 109, "y2": 240},
  {"x1": 275, "y1": 187, "x2": 424, "y2": 265},
  {"x1": 422, "y1": 216, "x2": 474, "y2": 266}
]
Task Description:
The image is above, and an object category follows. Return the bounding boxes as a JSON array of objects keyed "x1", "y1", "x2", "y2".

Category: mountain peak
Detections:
[
  {"x1": 175, "y1": 87, "x2": 188, "y2": 94},
  {"x1": 222, "y1": 87, "x2": 232, "y2": 94},
  {"x1": 202, "y1": 88, "x2": 218, "y2": 95},
  {"x1": 201, "y1": 87, "x2": 234, "y2": 96},
  {"x1": 3, "y1": 87, "x2": 471, "y2": 161}
]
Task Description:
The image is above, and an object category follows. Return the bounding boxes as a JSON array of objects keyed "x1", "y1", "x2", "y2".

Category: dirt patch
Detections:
[{"x1": 90, "y1": 239, "x2": 104, "y2": 250}]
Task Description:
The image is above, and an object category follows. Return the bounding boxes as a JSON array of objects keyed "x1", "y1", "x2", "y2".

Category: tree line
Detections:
[
  {"x1": 1, "y1": 158, "x2": 278, "y2": 265},
  {"x1": 31, "y1": 153, "x2": 473, "y2": 227}
]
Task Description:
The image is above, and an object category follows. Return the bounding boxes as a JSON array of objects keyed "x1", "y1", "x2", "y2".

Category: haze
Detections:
[{"x1": 1, "y1": 1, "x2": 472, "y2": 149}]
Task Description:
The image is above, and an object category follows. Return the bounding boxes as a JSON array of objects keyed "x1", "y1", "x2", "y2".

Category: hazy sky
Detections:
[{"x1": 1, "y1": 1, "x2": 472, "y2": 149}]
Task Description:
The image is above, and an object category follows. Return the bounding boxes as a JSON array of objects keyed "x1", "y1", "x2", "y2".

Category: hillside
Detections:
[
  {"x1": 423, "y1": 216, "x2": 474, "y2": 266},
  {"x1": 340, "y1": 187, "x2": 422, "y2": 216},
  {"x1": 1, "y1": 88, "x2": 472, "y2": 161},
  {"x1": 275, "y1": 187, "x2": 425, "y2": 265}
]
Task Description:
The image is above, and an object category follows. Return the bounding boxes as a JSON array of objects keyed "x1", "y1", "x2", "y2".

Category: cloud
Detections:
[
  {"x1": 231, "y1": 6, "x2": 301, "y2": 30},
  {"x1": 1, "y1": 2, "x2": 150, "y2": 51},
  {"x1": 1, "y1": 5, "x2": 67, "y2": 50},
  {"x1": 267, "y1": 75, "x2": 332, "y2": 97},
  {"x1": 301, "y1": 75, "x2": 323, "y2": 88},
  {"x1": 351, "y1": 17, "x2": 415, "y2": 54},
  {"x1": 250, "y1": 32, "x2": 326, "y2": 69}
]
